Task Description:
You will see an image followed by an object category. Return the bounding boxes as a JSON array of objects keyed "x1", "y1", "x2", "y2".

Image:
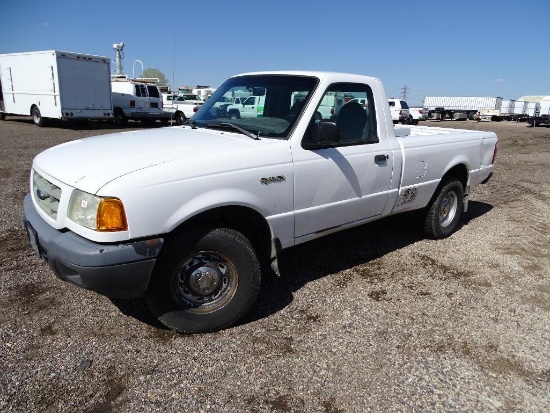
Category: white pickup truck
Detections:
[
  {"x1": 24, "y1": 71, "x2": 498, "y2": 334},
  {"x1": 225, "y1": 95, "x2": 265, "y2": 119},
  {"x1": 163, "y1": 94, "x2": 204, "y2": 125}
]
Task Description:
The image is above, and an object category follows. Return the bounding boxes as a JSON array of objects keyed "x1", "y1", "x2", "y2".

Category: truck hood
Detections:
[{"x1": 33, "y1": 126, "x2": 277, "y2": 193}]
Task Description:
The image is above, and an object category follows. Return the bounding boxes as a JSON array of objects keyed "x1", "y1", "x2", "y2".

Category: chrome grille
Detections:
[{"x1": 32, "y1": 171, "x2": 61, "y2": 220}]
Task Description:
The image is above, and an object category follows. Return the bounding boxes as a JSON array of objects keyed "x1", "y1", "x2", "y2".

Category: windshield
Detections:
[{"x1": 192, "y1": 74, "x2": 318, "y2": 138}]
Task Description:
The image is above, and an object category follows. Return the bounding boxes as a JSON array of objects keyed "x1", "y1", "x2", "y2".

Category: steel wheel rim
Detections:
[
  {"x1": 170, "y1": 251, "x2": 238, "y2": 314},
  {"x1": 33, "y1": 110, "x2": 40, "y2": 123},
  {"x1": 439, "y1": 191, "x2": 458, "y2": 227}
]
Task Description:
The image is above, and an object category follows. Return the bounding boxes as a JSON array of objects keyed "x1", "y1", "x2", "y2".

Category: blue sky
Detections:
[{"x1": 1, "y1": 0, "x2": 548, "y2": 106}]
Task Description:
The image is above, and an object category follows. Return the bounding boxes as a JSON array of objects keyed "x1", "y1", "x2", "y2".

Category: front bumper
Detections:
[{"x1": 23, "y1": 194, "x2": 164, "y2": 299}]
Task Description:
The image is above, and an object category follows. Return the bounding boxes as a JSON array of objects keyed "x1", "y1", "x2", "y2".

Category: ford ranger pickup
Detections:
[{"x1": 23, "y1": 71, "x2": 498, "y2": 333}]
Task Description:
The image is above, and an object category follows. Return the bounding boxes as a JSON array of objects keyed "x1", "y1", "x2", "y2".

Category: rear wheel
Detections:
[
  {"x1": 146, "y1": 227, "x2": 261, "y2": 333},
  {"x1": 0, "y1": 112, "x2": 5, "y2": 121},
  {"x1": 175, "y1": 111, "x2": 186, "y2": 125},
  {"x1": 114, "y1": 109, "x2": 127, "y2": 126},
  {"x1": 228, "y1": 110, "x2": 240, "y2": 120},
  {"x1": 423, "y1": 179, "x2": 464, "y2": 239},
  {"x1": 31, "y1": 106, "x2": 45, "y2": 127}
]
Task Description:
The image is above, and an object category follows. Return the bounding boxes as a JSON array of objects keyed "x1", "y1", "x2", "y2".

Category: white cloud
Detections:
[
  {"x1": 494, "y1": 79, "x2": 505, "y2": 83},
  {"x1": 39, "y1": 22, "x2": 49, "y2": 27}
]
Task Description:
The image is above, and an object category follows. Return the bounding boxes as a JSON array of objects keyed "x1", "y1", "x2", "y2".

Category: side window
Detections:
[
  {"x1": 135, "y1": 84, "x2": 147, "y2": 97},
  {"x1": 313, "y1": 82, "x2": 378, "y2": 145},
  {"x1": 147, "y1": 85, "x2": 160, "y2": 98}
]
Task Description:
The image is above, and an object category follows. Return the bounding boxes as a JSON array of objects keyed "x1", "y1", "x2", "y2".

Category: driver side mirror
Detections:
[{"x1": 302, "y1": 120, "x2": 341, "y2": 150}]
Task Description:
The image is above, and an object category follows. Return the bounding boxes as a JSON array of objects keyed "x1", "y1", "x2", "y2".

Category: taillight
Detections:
[
  {"x1": 399, "y1": 110, "x2": 402, "y2": 115},
  {"x1": 419, "y1": 109, "x2": 423, "y2": 114},
  {"x1": 130, "y1": 100, "x2": 135, "y2": 108},
  {"x1": 193, "y1": 106, "x2": 198, "y2": 113},
  {"x1": 330, "y1": 107, "x2": 334, "y2": 115},
  {"x1": 491, "y1": 142, "x2": 498, "y2": 164}
]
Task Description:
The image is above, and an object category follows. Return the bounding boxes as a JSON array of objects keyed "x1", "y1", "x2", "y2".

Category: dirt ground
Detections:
[{"x1": 0, "y1": 118, "x2": 549, "y2": 412}]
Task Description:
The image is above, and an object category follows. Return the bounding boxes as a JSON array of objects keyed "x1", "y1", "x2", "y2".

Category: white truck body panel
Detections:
[
  {"x1": 0, "y1": 50, "x2": 113, "y2": 119},
  {"x1": 28, "y1": 70, "x2": 497, "y2": 248}
]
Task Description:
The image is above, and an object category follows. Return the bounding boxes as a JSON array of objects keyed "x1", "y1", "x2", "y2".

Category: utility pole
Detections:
[{"x1": 400, "y1": 85, "x2": 409, "y2": 101}]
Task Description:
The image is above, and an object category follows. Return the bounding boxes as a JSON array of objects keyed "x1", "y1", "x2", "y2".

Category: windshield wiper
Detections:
[
  {"x1": 184, "y1": 119, "x2": 198, "y2": 129},
  {"x1": 218, "y1": 122, "x2": 260, "y2": 140}
]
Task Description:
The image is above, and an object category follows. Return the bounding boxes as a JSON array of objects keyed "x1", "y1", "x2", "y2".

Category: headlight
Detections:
[{"x1": 68, "y1": 190, "x2": 128, "y2": 232}]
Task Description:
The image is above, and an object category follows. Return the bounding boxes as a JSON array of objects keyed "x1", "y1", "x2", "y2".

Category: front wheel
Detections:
[
  {"x1": 146, "y1": 228, "x2": 261, "y2": 333},
  {"x1": 423, "y1": 179, "x2": 464, "y2": 239}
]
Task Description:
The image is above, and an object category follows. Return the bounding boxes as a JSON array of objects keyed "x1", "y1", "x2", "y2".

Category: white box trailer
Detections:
[
  {"x1": 479, "y1": 99, "x2": 517, "y2": 121},
  {"x1": 423, "y1": 96, "x2": 503, "y2": 120},
  {"x1": 500, "y1": 99, "x2": 515, "y2": 115},
  {"x1": 513, "y1": 101, "x2": 528, "y2": 115},
  {"x1": 0, "y1": 50, "x2": 113, "y2": 126},
  {"x1": 525, "y1": 102, "x2": 540, "y2": 117}
]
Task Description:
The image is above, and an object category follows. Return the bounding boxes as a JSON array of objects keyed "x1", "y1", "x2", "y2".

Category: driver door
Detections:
[{"x1": 293, "y1": 82, "x2": 395, "y2": 239}]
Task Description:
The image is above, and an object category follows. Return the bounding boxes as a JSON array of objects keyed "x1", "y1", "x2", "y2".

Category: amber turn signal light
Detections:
[{"x1": 97, "y1": 198, "x2": 128, "y2": 231}]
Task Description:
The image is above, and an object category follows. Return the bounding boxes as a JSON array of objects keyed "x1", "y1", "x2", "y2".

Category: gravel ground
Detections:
[{"x1": 0, "y1": 118, "x2": 549, "y2": 412}]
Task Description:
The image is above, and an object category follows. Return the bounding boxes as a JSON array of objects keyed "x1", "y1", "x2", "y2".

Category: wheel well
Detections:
[
  {"x1": 30, "y1": 104, "x2": 38, "y2": 116},
  {"x1": 170, "y1": 206, "x2": 273, "y2": 262},
  {"x1": 442, "y1": 164, "x2": 468, "y2": 189}
]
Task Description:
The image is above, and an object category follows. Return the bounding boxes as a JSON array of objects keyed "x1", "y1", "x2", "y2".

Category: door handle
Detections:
[{"x1": 375, "y1": 154, "x2": 389, "y2": 163}]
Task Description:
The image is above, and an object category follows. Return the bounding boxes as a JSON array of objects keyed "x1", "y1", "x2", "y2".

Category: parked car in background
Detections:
[
  {"x1": 111, "y1": 76, "x2": 170, "y2": 125},
  {"x1": 163, "y1": 93, "x2": 204, "y2": 124},
  {"x1": 388, "y1": 98, "x2": 410, "y2": 124},
  {"x1": 408, "y1": 107, "x2": 428, "y2": 125}
]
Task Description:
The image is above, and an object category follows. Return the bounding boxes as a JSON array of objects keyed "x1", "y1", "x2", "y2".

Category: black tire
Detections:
[
  {"x1": 146, "y1": 227, "x2": 261, "y2": 333},
  {"x1": 114, "y1": 108, "x2": 127, "y2": 126},
  {"x1": 175, "y1": 111, "x2": 186, "y2": 125},
  {"x1": 423, "y1": 179, "x2": 464, "y2": 239},
  {"x1": 228, "y1": 110, "x2": 240, "y2": 120},
  {"x1": 31, "y1": 106, "x2": 45, "y2": 127},
  {"x1": 0, "y1": 112, "x2": 5, "y2": 121}
]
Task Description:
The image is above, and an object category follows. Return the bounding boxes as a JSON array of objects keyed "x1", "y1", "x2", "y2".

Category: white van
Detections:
[{"x1": 111, "y1": 76, "x2": 170, "y2": 125}]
